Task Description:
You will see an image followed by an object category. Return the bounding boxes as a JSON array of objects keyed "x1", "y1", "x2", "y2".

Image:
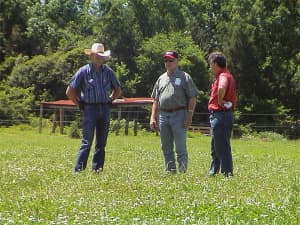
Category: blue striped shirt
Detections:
[{"x1": 69, "y1": 64, "x2": 121, "y2": 104}]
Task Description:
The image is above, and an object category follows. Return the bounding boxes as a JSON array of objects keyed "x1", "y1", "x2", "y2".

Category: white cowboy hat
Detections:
[{"x1": 84, "y1": 43, "x2": 111, "y2": 57}]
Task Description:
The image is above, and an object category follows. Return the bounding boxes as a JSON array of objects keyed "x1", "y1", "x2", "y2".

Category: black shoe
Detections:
[
  {"x1": 166, "y1": 168, "x2": 176, "y2": 174},
  {"x1": 74, "y1": 168, "x2": 82, "y2": 174},
  {"x1": 92, "y1": 168, "x2": 103, "y2": 173},
  {"x1": 222, "y1": 172, "x2": 233, "y2": 177}
]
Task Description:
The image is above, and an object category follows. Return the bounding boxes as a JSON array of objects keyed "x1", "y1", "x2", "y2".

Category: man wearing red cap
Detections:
[{"x1": 150, "y1": 50, "x2": 198, "y2": 173}]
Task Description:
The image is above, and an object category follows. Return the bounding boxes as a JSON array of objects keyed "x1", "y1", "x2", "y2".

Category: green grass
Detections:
[{"x1": 0, "y1": 126, "x2": 299, "y2": 224}]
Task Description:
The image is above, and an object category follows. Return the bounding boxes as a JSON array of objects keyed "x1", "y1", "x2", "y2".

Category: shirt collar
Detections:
[
  {"x1": 215, "y1": 68, "x2": 228, "y2": 77},
  {"x1": 167, "y1": 67, "x2": 179, "y2": 76}
]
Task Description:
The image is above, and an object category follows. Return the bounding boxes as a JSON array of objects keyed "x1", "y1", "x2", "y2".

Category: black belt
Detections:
[
  {"x1": 209, "y1": 109, "x2": 231, "y2": 114},
  {"x1": 84, "y1": 102, "x2": 109, "y2": 105},
  {"x1": 161, "y1": 106, "x2": 186, "y2": 112}
]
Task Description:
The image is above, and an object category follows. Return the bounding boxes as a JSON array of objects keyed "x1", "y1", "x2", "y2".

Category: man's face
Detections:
[
  {"x1": 90, "y1": 54, "x2": 105, "y2": 65},
  {"x1": 209, "y1": 62, "x2": 218, "y2": 75},
  {"x1": 164, "y1": 58, "x2": 177, "y2": 71}
]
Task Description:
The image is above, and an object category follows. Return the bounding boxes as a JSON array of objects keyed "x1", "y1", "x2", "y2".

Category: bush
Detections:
[
  {"x1": 109, "y1": 118, "x2": 142, "y2": 136},
  {"x1": 68, "y1": 120, "x2": 81, "y2": 139},
  {"x1": 257, "y1": 131, "x2": 286, "y2": 141}
]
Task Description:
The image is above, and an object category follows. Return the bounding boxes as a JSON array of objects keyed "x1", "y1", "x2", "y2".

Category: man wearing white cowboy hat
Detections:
[
  {"x1": 66, "y1": 42, "x2": 122, "y2": 173},
  {"x1": 84, "y1": 43, "x2": 111, "y2": 58}
]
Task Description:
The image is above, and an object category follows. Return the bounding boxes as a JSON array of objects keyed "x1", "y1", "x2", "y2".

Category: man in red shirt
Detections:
[{"x1": 207, "y1": 52, "x2": 236, "y2": 177}]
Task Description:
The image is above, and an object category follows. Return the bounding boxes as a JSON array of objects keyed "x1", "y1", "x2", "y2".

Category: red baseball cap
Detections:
[{"x1": 163, "y1": 51, "x2": 178, "y2": 59}]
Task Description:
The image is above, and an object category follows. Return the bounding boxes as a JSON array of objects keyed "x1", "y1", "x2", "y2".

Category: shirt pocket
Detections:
[{"x1": 85, "y1": 78, "x2": 95, "y2": 90}]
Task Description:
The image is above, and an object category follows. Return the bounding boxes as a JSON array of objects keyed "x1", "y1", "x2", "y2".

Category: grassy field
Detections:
[{"x1": 0, "y1": 126, "x2": 299, "y2": 225}]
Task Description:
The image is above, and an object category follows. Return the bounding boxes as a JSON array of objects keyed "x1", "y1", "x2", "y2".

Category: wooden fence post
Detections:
[
  {"x1": 38, "y1": 104, "x2": 43, "y2": 133},
  {"x1": 125, "y1": 118, "x2": 129, "y2": 136},
  {"x1": 133, "y1": 120, "x2": 137, "y2": 136}
]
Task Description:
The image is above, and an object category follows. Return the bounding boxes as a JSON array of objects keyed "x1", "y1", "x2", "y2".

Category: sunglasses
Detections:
[{"x1": 163, "y1": 59, "x2": 175, "y2": 63}]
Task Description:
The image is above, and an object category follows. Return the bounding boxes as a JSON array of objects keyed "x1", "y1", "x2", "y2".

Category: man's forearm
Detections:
[
  {"x1": 151, "y1": 101, "x2": 158, "y2": 119},
  {"x1": 217, "y1": 88, "x2": 226, "y2": 106},
  {"x1": 187, "y1": 97, "x2": 196, "y2": 113},
  {"x1": 66, "y1": 86, "x2": 79, "y2": 105},
  {"x1": 110, "y1": 87, "x2": 122, "y2": 100}
]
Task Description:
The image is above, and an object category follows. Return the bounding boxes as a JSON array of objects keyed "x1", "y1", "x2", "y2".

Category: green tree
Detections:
[
  {"x1": 98, "y1": 0, "x2": 142, "y2": 75},
  {"x1": 135, "y1": 32, "x2": 209, "y2": 111},
  {"x1": 215, "y1": 0, "x2": 300, "y2": 115},
  {"x1": 0, "y1": 83, "x2": 34, "y2": 124},
  {"x1": 1, "y1": 0, "x2": 300, "y2": 126},
  {"x1": 26, "y1": 0, "x2": 93, "y2": 55},
  {"x1": 8, "y1": 48, "x2": 87, "y2": 103},
  {"x1": 0, "y1": 56, "x2": 16, "y2": 81},
  {"x1": 0, "y1": 0, "x2": 35, "y2": 61},
  {"x1": 130, "y1": 0, "x2": 189, "y2": 38},
  {"x1": 185, "y1": 0, "x2": 227, "y2": 53}
]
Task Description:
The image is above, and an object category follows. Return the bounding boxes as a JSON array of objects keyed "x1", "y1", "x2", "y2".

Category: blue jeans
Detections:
[
  {"x1": 159, "y1": 109, "x2": 187, "y2": 172},
  {"x1": 209, "y1": 111, "x2": 233, "y2": 175},
  {"x1": 74, "y1": 104, "x2": 110, "y2": 172}
]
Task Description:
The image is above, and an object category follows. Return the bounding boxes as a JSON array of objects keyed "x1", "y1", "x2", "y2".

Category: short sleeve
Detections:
[
  {"x1": 69, "y1": 66, "x2": 86, "y2": 89},
  {"x1": 151, "y1": 80, "x2": 160, "y2": 100},
  {"x1": 184, "y1": 73, "x2": 198, "y2": 98}
]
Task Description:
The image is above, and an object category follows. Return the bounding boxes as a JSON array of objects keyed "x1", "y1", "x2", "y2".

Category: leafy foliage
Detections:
[
  {"x1": 215, "y1": 0, "x2": 300, "y2": 114},
  {"x1": 0, "y1": 84, "x2": 33, "y2": 124},
  {"x1": 0, "y1": 0, "x2": 299, "y2": 126},
  {"x1": 68, "y1": 120, "x2": 81, "y2": 139},
  {"x1": 8, "y1": 48, "x2": 87, "y2": 102},
  {"x1": 136, "y1": 32, "x2": 208, "y2": 94}
]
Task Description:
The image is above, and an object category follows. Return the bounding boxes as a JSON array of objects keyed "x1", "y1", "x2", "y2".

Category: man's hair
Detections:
[{"x1": 208, "y1": 52, "x2": 226, "y2": 68}]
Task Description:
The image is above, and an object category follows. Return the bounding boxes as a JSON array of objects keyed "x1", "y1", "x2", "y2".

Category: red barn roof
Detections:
[{"x1": 41, "y1": 98, "x2": 154, "y2": 108}]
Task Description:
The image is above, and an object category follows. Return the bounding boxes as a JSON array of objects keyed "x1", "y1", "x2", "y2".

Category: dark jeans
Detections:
[
  {"x1": 209, "y1": 111, "x2": 233, "y2": 175},
  {"x1": 74, "y1": 104, "x2": 110, "y2": 172}
]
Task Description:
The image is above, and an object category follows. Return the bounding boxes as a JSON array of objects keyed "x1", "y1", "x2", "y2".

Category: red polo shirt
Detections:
[{"x1": 208, "y1": 69, "x2": 236, "y2": 111}]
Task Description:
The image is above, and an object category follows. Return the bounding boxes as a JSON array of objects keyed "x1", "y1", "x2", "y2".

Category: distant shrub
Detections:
[
  {"x1": 257, "y1": 131, "x2": 286, "y2": 141},
  {"x1": 68, "y1": 120, "x2": 81, "y2": 138},
  {"x1": 239, "y1": 124, "x2": 257, "y2": 138},
  {"x1": 17, "y1": 124, "x2": 34, "y2": 131},
  {"x1": 109, "y1": 118, "x2": 142, "y2": 136}
]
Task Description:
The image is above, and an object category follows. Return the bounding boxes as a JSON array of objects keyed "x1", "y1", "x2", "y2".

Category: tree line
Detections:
[{"x1": 0, "y1": 0, "x2": 299, "y2": 128}]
